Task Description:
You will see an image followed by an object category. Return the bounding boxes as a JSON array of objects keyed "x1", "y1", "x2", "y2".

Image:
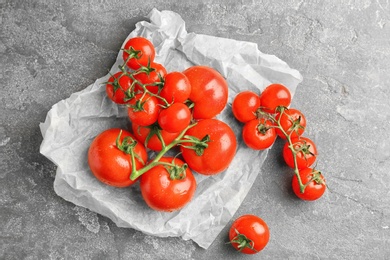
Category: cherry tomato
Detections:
[
  {"x1": 275, "y1": 108, "x2": 306, "y2": 139},
  {"x1": 122, "y1": 37, "x2": 155, "y2": 70},
  {"x1": 87, "y1": 128, "x2": 147, "y2": 187},
  {"x1": 127, "y1": 93, "x2": 160, "y2": 126},
  {"x1": 140, "y1": 157, "x2": 197, "y2": 212},
  {"x1": 229, "y1": 214, "x2": 270, "y2": 254},
  {"x1": 180, "y1": 119, "x2": 237, "y2": 175},
  {"x1": 292, "y1": 167, "x2": 326, "y2": 201},
  {"x1": 232, "y1": 91, "x2": 261, "y2": 123},
  {"x1": 160, "y1": 71, "x2": 192, "y2": 104},
  {"x1": 259, "y1": 83, "x2": 291, "y2": 113},
  {"x1": 242, "y1": 118, "x2": 276, "y2": 150},
  {"x1": 183, "y1": 66, "x2": 228, "y2": 119},
  {"x1": 105, "y1": 72, "x2": 133, "y2": 104},
  {"x1": 132, "y1": 123, "x2": 180, "y2": 151},
  {"x1": 283, "y1": 136, "x2": 317, "y2": 169},
  {"x1": 133, "y1": 62, "x2": 167, "y2": 94},
  {"x1": 158, "y1": 103, "x2": 192, "y2": 133}
]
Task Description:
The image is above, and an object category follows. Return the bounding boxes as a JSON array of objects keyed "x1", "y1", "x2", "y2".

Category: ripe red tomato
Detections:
[
  {"x1": 180, "y1": 119, "x2": 237, "y2": 175},
  {"x1": 127, "y1": 93, "x2": 160, "y2": 126},
  {"x1": 229, "y1": 214, "x2": 270, "y2": 254},
  {"x1": 183, "y1": 66, "x2": 228, "y2": 119},
  {"x1": 87, "y1": 128, "x2": 148, "y2": 187},
  {"x1": 292, "y1": 167, "x2": 326, "y2": 201},
  {"x1": 242, "y1": 118, "x2": 276, "y2": 150},
  {"x1": 105, "y1": 72, "x2": 133, "y2": 104},
  {"x1": 275, "y1": 108, "x2": 306, "y2": 139},
  {"x1": 160, "y1": 71, "x2": 192, "y2": 104},
  {"x1": 259, "y1": 83, "x2": 291, "y2": 113},
  {"x1": 122, "y1": 37, "x2": 155, "y2": 70},
  {"x1": 158, "y1": 103, "x2": 191, "y2": 133},
  {"x1": 140, "y1": 157, "x2": 197, "y2": 212},
  {"x1": 232, "y1": 91, "x2": 261, "y2": 123},
  {"x1": 132, "y1": 123, "x2": 180, "y2": 151},
  {"x1": 282, "y1": 136, "x2": 317, "y2": 169},
  {"x1": 133, "y1": 62, "x2": 167, "y2": 94}
]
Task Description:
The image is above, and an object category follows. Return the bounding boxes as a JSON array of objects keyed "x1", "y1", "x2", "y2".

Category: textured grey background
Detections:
[{"x1": 1, "y1": 0, "x2": 390, "y2": 259}]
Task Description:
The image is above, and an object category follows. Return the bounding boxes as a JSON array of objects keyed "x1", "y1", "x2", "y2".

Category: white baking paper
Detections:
[{"x1": 39, "y1": 9, "x2": 302, "y2": 249}]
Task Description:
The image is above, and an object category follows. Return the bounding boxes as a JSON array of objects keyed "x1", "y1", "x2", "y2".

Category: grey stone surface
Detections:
[{"x1": 1, "y1": 0, "x2": 390, "y2": 259}]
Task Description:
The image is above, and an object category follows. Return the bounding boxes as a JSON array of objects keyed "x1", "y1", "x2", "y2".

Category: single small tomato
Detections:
[
  {"x1": 183, "y1": 66, "x2": 228, "y2": 119},
  {"x1": 242, "y1": 118, "x2": 276, "y2": 150},
  {"x1": 158, "y1": 103, "x2": 192, "y2": 133},
  {"x1": 160, "y1": 71, "x2": 192, "y2": 104},
  {"x1": 105, "y1": 72, "x2": 133, "y2": 104},
  {"x1": 87, "y1": 128, "x2": 147, "y2": 187},
  {"x1": 292, "y1": 167, "x2": 326, "y2": 201},
  {"x1": 122, "y1": 37, "x2": 155, "y2": 70},
  {"x1": 282, "y1": 136, "x2": 317, "y2": 169},
  {"x1": 232, "y1": 91, "x2": 261, "y2": 123},
  {"x1": 127, "y1": 93, "x2": 160, "y2": 126},
  {"x1": 229, "y1": 214, "x2": 270, "y2": 254},
  {"x1": 259, "y1": 83, "x2": 291, "y2": 113},
  {"x1": 180, "y1": 119, "x2": 237, "y2": 175},
  {"x1": 275, "y1": 108, "x2": 306, "y2": 139},
  {"x1": 133, "y1": 62, "x2": 167, "y2": 94},
  {"x1": 140, "y1": 157, "x2": 197, "y2": 212}
]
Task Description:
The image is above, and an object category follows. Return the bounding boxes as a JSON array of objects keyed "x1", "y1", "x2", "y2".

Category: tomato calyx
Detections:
[
  {"x1": 122, "y1": 46, "x2": 142, "y2": 64},
  {"x1": 115, "y1": 130, "x2": 146, "y2": 170},
  {"x1": 256, "y1": 121, "x2": 272, "y2": 135},
  {"x1": 160, "y1": 159, "x2": 189, "y2": 180},
  {"x1": 180, "y1": 134, "x2": 210, "y2": 156},
  {"x1": 229, "y1": 228, "x2": 258, "y2": 253}
]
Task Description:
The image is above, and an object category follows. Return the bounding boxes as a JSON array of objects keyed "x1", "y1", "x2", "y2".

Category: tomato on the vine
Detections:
[
  {"x1": 158, "y1": 103, "x2": 191, "y2": 133},
  {"x1": 292, "y1": 167, "x2": 326, "y2": 201},
  {"x1": 232, "y1": 91, "x2": 261, "y2": 123},
  {"x1": 275, "y1": 108, "x2": 306, "y2": 139},
  {"x1": 122, "y1": 37, "x2": 155, "y2": 70},
  {"x1": 133, "y1": 62, "x2": 167, "y2": 94},
  {"x1": 132, "y1": 123, "x2": 180, "y2": 151},
  {"x1": 180, "y1": 119, "x2": 237, "y2": 175},
  {"x1": 183, "y1": 66, "x2": 228, "y2": 119},
  {"x1": 105, "y1": 72, "x2": 133, "y2": 104},
  {"x1": 282, "y1": 136, "x2": 317, "y2": 169},
  {"x1": 242, "y1": 118, "x2": 276, "y2": 150},
  {"x1": 140, "y1": 157, "x2": 196, "y2": 212},
  {"x1": 87, "y1": 128, "x2": 147, "y2": 187},
  {"x1": 229, "y1": 214, "x2": 270, "y2": 254},
  {"x1": 160, "y1": 71, "x2": 192, "y2": 104},
  {"x1": 127, "y1": 93, "x2": 160, "y2": 126},
  {"x1": 260, "y1": 83, "x2": 291, "y2": 113}
]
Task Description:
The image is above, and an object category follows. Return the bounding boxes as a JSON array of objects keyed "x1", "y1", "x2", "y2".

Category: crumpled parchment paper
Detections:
[{"x1": 39, "y1": 8, "x2": 302, "y2": 249}]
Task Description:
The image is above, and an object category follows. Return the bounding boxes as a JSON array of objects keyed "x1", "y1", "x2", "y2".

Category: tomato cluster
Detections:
[
  {"x1": 232, "y1": 83, "x2": 326, "y2": 201},
  {"x1": 88, "y1": 37, "x2": 237, "y2": 212}
]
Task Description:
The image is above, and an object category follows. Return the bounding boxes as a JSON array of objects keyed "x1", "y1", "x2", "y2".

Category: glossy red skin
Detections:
[
  {"x1": 275, "y1": 108, "x2": 306, "y2": 139},
  {"x1": 160, "y1": 71, "x2": 192, "y2": 104},
  {"x1": 180, "y1": 119, "x2": 237, "y2": 175},
  {"x1": 133, "y1": 62, "x2": 167, "y2": 94},
  {"x1": 283, "y1": 136, "x2": 317, "y2": 169},
  {"x1": 158, "y1": 103, "x2": 191, "y2": 133},
  {"x1": 132, "y1": 123, "x2": 180, "y2": 151},
  {"x1": 292, "y1": 167, "x2": 326, "y2": 201},
  {"x1": 183, "y1": 66, "x2": 228, "y2": 119},
  {"x1": 106, "y1": 72, "x2": 133, "y2": 104},
  {"x1": 127, "y1": 93, "x2": 160, "y2": 126},
  {"x1": 140, "y1": 157, "x2": 197, "y2": 212},
  {"x1": 122, "y1": 37, "x2": 155, "y2": 70},
  {"x1": 259, "y1": 83, "x2": 291, "y2": 113},
  {"x1": 242, "y1": 118, "x2": 276, "y2": 150},
  {"x1": 87, "y1": 128, "x2": 147, "y2": 187},
  {"x1": 229, "y1": 214, "x2": 270, "y2": 254},
  {"x1": 232, "y1": 91, "x2": 261, "y2": 123}
]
